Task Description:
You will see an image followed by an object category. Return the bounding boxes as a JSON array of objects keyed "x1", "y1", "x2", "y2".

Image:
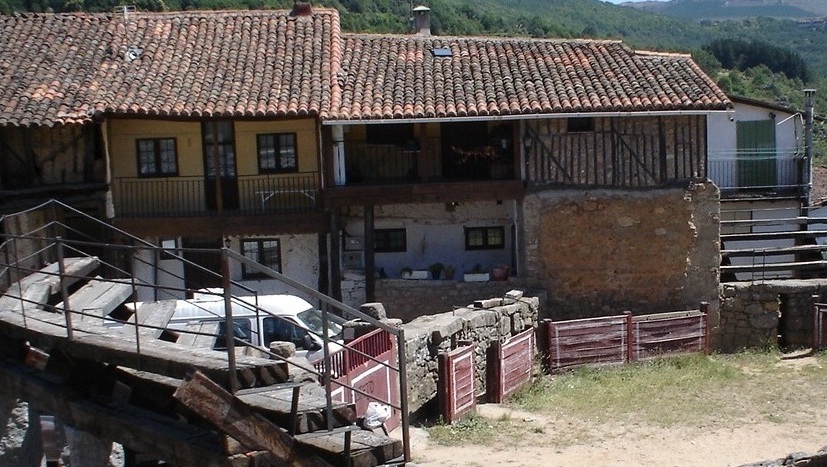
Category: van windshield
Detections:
[{"x1": 296, "y1": 309, "x2": 344, "y2": 340}]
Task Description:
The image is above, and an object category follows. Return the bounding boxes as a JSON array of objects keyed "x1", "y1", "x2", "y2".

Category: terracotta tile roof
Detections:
[
  {"x1": 331, "y1": 35, "x2": 731, "y2": 121},
  {"x1": 0, "y1": 8, "x2": 340, "y2": 126}
]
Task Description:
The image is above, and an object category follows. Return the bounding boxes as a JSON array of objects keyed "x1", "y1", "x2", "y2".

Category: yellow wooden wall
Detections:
[{"x1": 107, "y1": 118, "x2": 319, "y2": 179}]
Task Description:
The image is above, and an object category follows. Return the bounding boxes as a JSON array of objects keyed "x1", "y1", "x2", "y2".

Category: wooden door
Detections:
[
  {"x1": 737, "y1": 120, "x2": 776, "y2": 189},
  {"x1": 202, "y1": 120, "x2": 239, "y2": 211}
]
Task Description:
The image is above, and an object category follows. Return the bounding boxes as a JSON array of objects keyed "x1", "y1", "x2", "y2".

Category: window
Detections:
[
  {"x1": 136, "y1": 138, "x2": 178, "y2": 176},
  {"x1": 465, "y1": 226, "x2": 505, "y2": 250},
  {"x1": 374, "y1": 228, "x2": 407, "y2": 253},
  {"x1": 257, "y1": 133, "x2": 298, "y2": 173},
  {"x1": 567, "y1": 117, "x2": 594, "y2": 133},
  {"x1": 241, "y1": 238, "x2": 282, "y2": 279},
  {"x1": 366, "y1": 123, "x2": 414, "y2": 145},
  {"x1": 213, "y1": 318, "x2": 253, "y2": 350}
]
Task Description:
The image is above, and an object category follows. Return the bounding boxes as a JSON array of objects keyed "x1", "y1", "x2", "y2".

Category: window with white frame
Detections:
[{"x1": 137, "y1": 138, "x2": 178, "y2": 176}]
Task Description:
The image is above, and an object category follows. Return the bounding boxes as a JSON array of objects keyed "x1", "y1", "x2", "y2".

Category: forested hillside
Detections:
[{"x1": 2, "y1": 0, "x2": 825, "y2": 141}]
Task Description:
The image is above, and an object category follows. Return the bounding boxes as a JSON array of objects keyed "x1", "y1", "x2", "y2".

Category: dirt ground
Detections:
[{"x1": 397, "y1": 356, "x2": 827, "y2": 467}]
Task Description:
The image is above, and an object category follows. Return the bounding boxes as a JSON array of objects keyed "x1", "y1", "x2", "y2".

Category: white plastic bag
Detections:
[{"x1": 363, "y1": 401, "x2": 391, "y2": 429}]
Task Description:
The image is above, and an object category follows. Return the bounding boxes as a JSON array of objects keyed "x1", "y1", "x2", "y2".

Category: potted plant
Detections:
[
  {"x1": 428, "y1": 262, "x2": 445, "y2": 280},
  {"x1": 490, "y1": 264, "x2": 509, "y2": 281},
  {"x1": 443, "y1": 265, "x2": 456, "y2": 281},
  {"x1": 463, "y1": 264, "x2": 490, "y2": 282}
]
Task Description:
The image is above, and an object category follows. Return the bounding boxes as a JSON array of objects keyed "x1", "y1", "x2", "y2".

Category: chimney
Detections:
[
  {"x1": 412, "y1": 5, "x2": 431, "y2": 36},
  {"x1": 291, "y1": 1, "x2": 312, "y2": 17}
]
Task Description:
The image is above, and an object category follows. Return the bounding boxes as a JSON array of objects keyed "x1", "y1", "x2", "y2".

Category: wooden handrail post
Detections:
[
  {"x1": 221, "y1": 247, "x2": 237, "y2": 394},
  {"x1": 56, "y1": 237, "x2": 73, "y2": 340},
  {"x1": 396, "y1": 328, "x2": 411, "y2": 463}
]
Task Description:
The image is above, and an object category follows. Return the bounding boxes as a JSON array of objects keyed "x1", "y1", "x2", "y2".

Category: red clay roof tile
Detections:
[
  {"x1": 331, "y1": 34, "x2": 729, "y2": 121},
  {"x1": 0, "y1": 9, "x2": 339, "y2": 126}
]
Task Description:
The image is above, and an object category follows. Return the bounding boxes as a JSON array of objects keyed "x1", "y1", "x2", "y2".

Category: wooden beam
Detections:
[
  {"x1": 173, "y1": 371, "x2": 331, "y2": 467},
  {"x1": 0, "y1": 360, "x2": 242, "y2": 467},
  {"x1": 114, "y1": 212, "x2": 327, "y2": 238}
]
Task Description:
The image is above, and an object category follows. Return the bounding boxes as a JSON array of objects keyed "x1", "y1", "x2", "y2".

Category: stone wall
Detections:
[
  {"x1": 376, "y1": 278, "x2": 544, "y2": 323},
  {"x1": 522, "y1": 181, "x2": 720, "y2": 325},
  {"x1": 719, "y1": 280, "x2": 827, "y2": 352},
  {"x1": 401, "y1": 295, "x2": 540, "y2": 417}
]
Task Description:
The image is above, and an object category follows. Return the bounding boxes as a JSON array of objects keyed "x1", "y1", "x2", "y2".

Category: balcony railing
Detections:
[
  {"x1": 115, "y1": 173, "x2": 319, "y2": 218},
  {"x1": 708, "y1": 153, "x2": 801, "y2": 195},
  {"x1": 342, "y1": 139, "x2": 515, "y2": 186}
]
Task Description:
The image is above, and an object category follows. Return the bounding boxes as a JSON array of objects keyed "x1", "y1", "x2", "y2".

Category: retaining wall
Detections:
[
  {"x1": 376, "y1": 278, "x2": 543, "y2": 323},
  {"x1": 719, "y1": 279, "x2": 827, "y2": 352},
  {"x1": 401, "y1": 295, "x2": 540, "y2": 417}
]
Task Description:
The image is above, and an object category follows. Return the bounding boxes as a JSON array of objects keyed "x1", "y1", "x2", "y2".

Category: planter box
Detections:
[
  {"x1": 403, "y1": 270, "x2": 430, "y2": 280},
  {"x1": 463, "y1": 272, "x2": 490, "y2": 282}
]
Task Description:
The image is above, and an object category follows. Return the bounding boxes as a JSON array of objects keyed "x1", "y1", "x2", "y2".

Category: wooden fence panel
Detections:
[
  {"x1": 632, "y1": 311, "x2": 708, "y2": 361},
  {"x1": 438, "y1": 345, "x2": 476, "y2": 424},
  {"x1": 545, "y1": 315, "x2": 629, "y2": 372},
  {"x1": 488, "y1": 327, "x2": 535, "y2": 403}
]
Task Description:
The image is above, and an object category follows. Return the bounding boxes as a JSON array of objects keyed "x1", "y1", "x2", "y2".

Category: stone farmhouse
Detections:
[{"x1": 0, "y1": 3, "x2": 733, "y2": 325}]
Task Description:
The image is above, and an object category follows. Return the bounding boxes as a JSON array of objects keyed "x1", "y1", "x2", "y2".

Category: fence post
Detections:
[
  {"x1": 812, "y1": 295, "x2": 821, "y2": 351},
  {"x1": 487, "y1": 340, "x2": 503, "y2": 403},
  {"x1": 700, "y1": 302, "x2": 711, "y2": 355},
  {"x1": 56, "y1": 237, "x2": 74, "y2": 340},
  {"x1": 624, "y1": 311, "x2": 633, "y2": 363},
  {"x1": 545, "y1": 320, "x2": 555, "y2": 374},
  {"x1": 220, "y1": 247, "x2": 237, "y2": 394}
]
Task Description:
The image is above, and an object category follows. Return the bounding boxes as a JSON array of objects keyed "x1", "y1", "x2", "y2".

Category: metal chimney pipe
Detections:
[{"x1": 803, "y1": 89, "x2": 815, "y2": 206}]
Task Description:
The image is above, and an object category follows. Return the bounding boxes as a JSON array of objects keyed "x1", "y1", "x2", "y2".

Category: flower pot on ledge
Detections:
[{"x1": 490, "y1": 266, "x2": 509, "y2": 281}]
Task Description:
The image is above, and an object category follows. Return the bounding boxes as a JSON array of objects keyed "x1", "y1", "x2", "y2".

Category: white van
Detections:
[{"x1": 163, "y1": 293, "x2": 346, "y2": 363}]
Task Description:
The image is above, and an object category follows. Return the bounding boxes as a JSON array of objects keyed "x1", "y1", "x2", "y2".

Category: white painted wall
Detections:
[
  {"x1": 708, "y1": 102, "x2": 801, "y2": 190},
  {"x1": 226, "y1": 234, "x2": 320, "y2": 304},
  {"x1": 342, "y1": 201, "x2": 515, "y2": 280}
]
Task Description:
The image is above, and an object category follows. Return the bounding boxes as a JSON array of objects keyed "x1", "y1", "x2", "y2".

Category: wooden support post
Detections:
[
  {"x1": 364, "y1": 205, "x2": 375, "y2": 303},
  {"x1": 329, "y1": 211, "x2": 342, "y2": 301},
  {"x1": 172, "y1": 371, "x2": 329, "y2": 467}
]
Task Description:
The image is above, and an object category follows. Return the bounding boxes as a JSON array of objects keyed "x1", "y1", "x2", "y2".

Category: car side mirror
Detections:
[{"x1": 303, "y1": 334, "x2": 322, "y2": 351}]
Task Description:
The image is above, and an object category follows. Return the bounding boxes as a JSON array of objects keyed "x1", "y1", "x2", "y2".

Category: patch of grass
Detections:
[
  {"x1": 511, "y1": 354, "x2": 742, "y2": 426},
  {"x1": 426, "y1": 413, "x2": 508, "y2": 446}
]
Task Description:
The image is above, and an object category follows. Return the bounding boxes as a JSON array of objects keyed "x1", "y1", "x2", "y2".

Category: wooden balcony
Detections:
[
  {"x1": 326, "y1": 140, "x2": 523, "y2": 207},
  {"x1": 112, "y1": 173, "x2": 326, "y2": 237}
]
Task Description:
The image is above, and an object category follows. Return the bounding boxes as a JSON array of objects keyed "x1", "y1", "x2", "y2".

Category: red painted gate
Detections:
[
  {"x1": 488, "y1": 327, "x2": 535, "y2": 403},
  {"x1": 545, "y1": 314, "x2": 630, "y2": 373},
  {"x1": 318, "y1": 328, "x2": 401, "y2": 431},
  {"x1": 437, "y1": 345, "x2": 476, "y2": 424}
]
